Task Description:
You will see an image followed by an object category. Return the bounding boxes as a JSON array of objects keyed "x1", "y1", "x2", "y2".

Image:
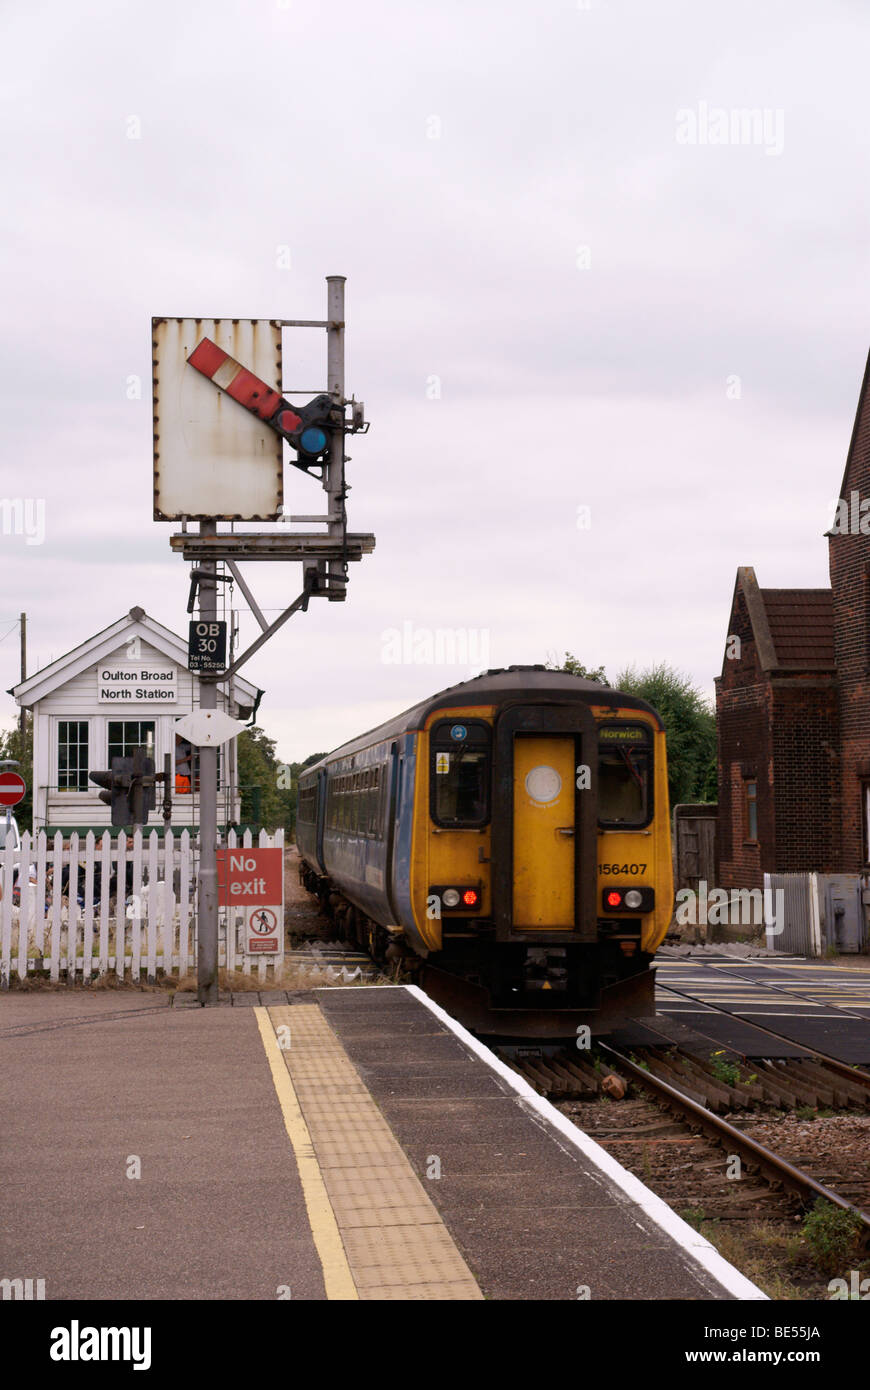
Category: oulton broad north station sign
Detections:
[{"x1": 97, "y1": 663, "x2": 178, "y2": 704}]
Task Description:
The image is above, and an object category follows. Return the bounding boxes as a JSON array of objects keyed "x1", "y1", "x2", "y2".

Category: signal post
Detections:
[{"x1": 152, "y1": 277, "x2": 374, "y2": 1003}]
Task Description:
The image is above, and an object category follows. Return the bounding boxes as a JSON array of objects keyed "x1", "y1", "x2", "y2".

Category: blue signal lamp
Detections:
[{"x1": 299, "y1": 425, "x2": 329, "y2": 457}]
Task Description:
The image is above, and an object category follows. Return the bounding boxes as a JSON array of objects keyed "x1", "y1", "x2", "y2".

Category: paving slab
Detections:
[{"x1": 1, "y1": 1001, "x2": 325, "y2": 1300}]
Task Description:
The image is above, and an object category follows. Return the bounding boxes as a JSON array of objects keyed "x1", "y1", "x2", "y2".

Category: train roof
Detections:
[{"x1": 299, "y1": 666, "x2": 665, "y2": 776}]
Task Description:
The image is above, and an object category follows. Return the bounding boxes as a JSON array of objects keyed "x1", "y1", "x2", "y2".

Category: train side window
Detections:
[
  {"x1": 597, "y1": 724, "x2": 653, "y2": 828},
  {"x1": 364, "y1": 767, "x2": 378, "y2": 836},
  {"x1": 298, "y1": 784, "x2": 316, "y2": 824},
  {"x1": 375, "y1": 764, "x2": 386, "y2": 834},
  {"x1": 430, "y1": 720, "x2": 491, "y2": 828}
]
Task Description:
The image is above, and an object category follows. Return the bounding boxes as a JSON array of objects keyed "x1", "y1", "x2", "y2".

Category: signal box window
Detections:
[
  {"x1": 175, "y1": 733, "x2": 221, "y2": 794},
  {"x1": 108, "y1": 721, "x2": 155, "y2": 763},
  {"x1": 430, "y1": 721, "x2": 490, "y2": 828},
  {"x1": 58, "y1": 720, "x2": 89, "y2": 791},
  {"x1": 597, "y1": 724, "x2": 652, "y2": 828},
  {"x1": 744, "y1": 778, "x2": 758, "y2": 842}
]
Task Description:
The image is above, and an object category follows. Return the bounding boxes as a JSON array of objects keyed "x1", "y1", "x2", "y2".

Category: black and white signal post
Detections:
[{"x1": 152, "y1": 276, "x2": 374, "y2": 1003}]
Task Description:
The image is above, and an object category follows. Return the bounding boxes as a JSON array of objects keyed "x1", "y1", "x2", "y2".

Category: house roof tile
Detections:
[{"x1": 758, "y1": 588, "x2": 835, "y2": 669}]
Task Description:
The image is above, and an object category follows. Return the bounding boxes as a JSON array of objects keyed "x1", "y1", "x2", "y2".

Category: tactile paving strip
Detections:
[{"x1": 268, "y1": 1004, "x2": 482, "y2": 1301}]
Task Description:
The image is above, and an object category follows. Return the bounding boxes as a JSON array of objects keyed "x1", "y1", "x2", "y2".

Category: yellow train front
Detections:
[{"x1": 297, "y1": 667, "x2": 672, "y2": 1037}]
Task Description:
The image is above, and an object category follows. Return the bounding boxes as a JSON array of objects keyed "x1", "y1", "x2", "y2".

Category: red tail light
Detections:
[
  {"x1": 462, "y1": 889, "x2": 479, "y2": 907},
  {"x1": 606, "y1": 890, "x2": 622, "y2": 908}
]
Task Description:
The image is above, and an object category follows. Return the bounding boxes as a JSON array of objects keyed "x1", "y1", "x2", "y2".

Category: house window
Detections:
[
  {"x1": 744, "y1": 778, "x2": 758, "y2": 842},
  {"x1": 175, "y1": 733, "x2": 221, "y2": 793},
  {"x1": 108, "y1": 721, "x2": 155, "y2": 763},
  {"x1": 58, "y1": 720, "x2": 89, "y2": 791}
]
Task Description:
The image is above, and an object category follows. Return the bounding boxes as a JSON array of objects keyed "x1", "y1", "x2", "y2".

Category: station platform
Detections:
[{"x1": 1, "y1": 984, "x2": 764, "y2": 1301}]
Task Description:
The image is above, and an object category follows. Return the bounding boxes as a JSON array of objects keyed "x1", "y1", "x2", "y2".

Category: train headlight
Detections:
[
  {"x1": 624, "y1": 889, "x2": 643, "y2": 910},
  {"x1": 442, "y1": 888, "x2": 461, "y2": 908}
]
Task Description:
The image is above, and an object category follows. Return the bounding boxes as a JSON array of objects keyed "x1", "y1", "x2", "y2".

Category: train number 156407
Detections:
[{"x1": 598, "y1": 863, "x2": 647, "y2": 875}]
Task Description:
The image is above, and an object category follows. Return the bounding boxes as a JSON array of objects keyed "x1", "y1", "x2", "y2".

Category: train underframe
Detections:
[{"x1": 298, "y1": 861, "x2": 656, "y2": 1039}]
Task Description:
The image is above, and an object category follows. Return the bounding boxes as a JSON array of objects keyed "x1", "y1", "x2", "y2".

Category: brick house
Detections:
[{"x1": 716, "y1": 352, "x2": 870, "y2": 890}]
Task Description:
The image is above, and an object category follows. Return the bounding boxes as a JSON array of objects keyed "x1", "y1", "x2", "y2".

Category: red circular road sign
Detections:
[{"x1": 0, "y1": 772, "x2": 26, "y2": 807}]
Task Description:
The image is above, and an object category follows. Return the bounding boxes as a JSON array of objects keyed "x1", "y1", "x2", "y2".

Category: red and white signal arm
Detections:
[{"x1": 0, "y1": 772, "x2": 26, "y2": 807}]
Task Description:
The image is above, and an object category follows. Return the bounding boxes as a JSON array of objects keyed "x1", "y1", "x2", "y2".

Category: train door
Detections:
[
  {"x1": 314, "y1": 767, "x2": 327, "y2": 872},
  {"x1": 512, "y1": 736, "x2": 576, "y2": 928},
  {"x1": 492, "y1": 704, "x2": 598, "y2": 941},
  {"x1": 385, "y1": 741, "x2": 401, "y2": 922}
]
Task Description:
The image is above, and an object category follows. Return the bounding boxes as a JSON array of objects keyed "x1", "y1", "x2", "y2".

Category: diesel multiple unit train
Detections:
[{"x1": 297, "y1": 666, "x2": 673, "y2": 1036}]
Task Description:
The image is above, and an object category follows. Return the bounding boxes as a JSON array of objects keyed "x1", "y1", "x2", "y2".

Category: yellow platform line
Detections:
[
  {"x1": 266, "y1": 1003, "x2": 483, "y2": 1300},
  {"x1": 254, "y1": 1006, "x2": 358, "y2": 1301}
]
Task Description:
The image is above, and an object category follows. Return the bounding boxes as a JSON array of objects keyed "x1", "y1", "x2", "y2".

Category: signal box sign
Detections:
[
  {"x1": 217, "y1": 847, "x2": 284, "y2": 955},
  {"x1": 189, "y1": 620, "x2": 227, "y2": 673}
]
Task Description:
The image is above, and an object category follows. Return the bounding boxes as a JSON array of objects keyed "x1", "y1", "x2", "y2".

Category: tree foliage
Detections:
[
  {"x1": 545, "y1": 652, "x2": 608, "y2": 684},
  {"x1": 547, "y1": 656, "x2": 716, "y2": 810},
  {"x1": 614, "y1": 663, "x2": 716, "y2": 809},
  {"x1": 0, "y1": 720, "x2": 32, "y2": 828},
  {"x1": 235, "y1": 726, "x2": 326, "y2": 834}
]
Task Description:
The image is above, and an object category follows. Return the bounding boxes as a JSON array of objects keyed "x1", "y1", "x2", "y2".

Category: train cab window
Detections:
[
  {"x1": 430, "y1": 720, "x2": 491, "y2": 828},
  {"x1": 597, "y1": 724, "x2": 652, "y2": 828}
]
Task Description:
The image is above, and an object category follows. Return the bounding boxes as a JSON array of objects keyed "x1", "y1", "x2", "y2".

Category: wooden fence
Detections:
[{"x1": 0, "y1": 827, "x2": 285, "y2": 986}]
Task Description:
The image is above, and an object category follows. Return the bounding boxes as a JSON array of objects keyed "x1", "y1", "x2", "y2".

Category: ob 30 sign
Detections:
[
  {"x1": 217, "y1": 847, "x2": 284, "y2": 956},
  {"x1": 188, "y1": 620, "x2": 228, "y2": 673}
]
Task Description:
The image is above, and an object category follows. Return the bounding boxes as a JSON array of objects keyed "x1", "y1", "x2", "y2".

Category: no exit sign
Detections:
[{"x1": 217, "y1": 847, "x2": 284, "y2": 956}]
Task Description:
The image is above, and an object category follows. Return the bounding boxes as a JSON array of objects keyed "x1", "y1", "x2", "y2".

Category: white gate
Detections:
[
  {"x1": 0, "y1": 827, "x2": 284, "y2": 986},
  {"x1": 764, "y1": 872, "x2": 821, "y2": 956}
]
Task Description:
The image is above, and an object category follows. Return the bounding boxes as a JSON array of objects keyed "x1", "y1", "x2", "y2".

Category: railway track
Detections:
[
  {"x1": 497, "y1": 1023, "x2": 870, "y2": 1236},
  {"x1": 598, "y1": 1043, "x2": 870, "y2": 1233},
  {"x1": 499, "y1": 1042, "x2": 870, "y2": 1112}
]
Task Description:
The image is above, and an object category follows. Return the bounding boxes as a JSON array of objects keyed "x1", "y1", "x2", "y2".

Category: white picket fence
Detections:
[{"x1": 0, "y1": 827, "x2": 285, "y2": 986}]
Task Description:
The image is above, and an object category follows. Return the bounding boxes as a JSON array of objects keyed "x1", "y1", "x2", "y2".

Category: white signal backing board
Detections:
[{"x1": 152, "y1": 318, "x2": 283, "y2": 521}]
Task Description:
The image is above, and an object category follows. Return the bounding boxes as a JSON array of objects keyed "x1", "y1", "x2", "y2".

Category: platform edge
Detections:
[{"x1": 401, "y1": 984, "x2": 769, "y2": 1303}]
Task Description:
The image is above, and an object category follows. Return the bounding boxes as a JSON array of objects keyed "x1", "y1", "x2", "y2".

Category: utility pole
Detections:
[
  {"x1": 197, "y1": 521, "x2": 219, "y2": 1004},
  {"x1": 19, "y1": 613, "x2": 26, "y2": 743}
]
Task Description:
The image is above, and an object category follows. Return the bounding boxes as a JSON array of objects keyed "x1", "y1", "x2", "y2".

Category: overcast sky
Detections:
[{"x1": 1, "y1": 0, "x2": 868, "y2": 762}]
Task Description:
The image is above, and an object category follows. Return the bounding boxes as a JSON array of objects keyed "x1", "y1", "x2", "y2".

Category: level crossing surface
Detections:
[{"x1": 655, "y1": 958, "x2": 870, "y2": 1064}]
